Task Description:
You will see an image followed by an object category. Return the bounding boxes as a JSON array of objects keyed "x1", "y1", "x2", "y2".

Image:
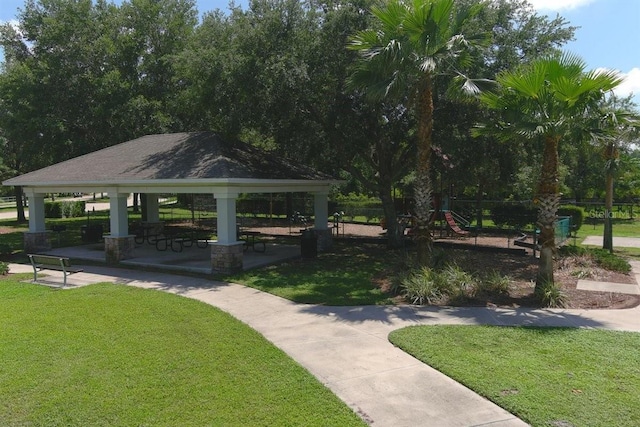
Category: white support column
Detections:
[
  {"x1": 104, "y1": 192, "x2": 135, "y2": 264},
  {"x1": 313, "y1": 192, "x2": 329, "y2": 230},
  {"x1": 26, "y1": 191, "x2": 46, "y2": 233},
  {"x1": 211, "y1": 193, "x2": 243, "y2": 274},
  {"x1": 215, "y1": 194, "x2": 239, "y2": 244},
  {"x1": 145, "y1": 194, "x2": 160, "y2": 223},
  {"x1": 313, "y1": 191, "x2": 333, "y2": 252},
  {"x1": 23, "y1": 190, "x2": 50, "y2": 252},
  {"x1": 109, "y1": 193, "x2": 130, "y2": 237}
]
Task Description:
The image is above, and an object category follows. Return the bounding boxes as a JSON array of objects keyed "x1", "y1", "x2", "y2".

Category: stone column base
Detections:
[
  {"x1": 211, "y1": 242, "x2": 244, "y2": 274},
  {"x1": 24, "y1": 232, "x2": 51, "y2": 253},
  {"x1": 105, "y1": 235, "x2": 136, "y2": 264},
  {"x1": 314, "y1": 228, "x2": 333, "y2": 252}
]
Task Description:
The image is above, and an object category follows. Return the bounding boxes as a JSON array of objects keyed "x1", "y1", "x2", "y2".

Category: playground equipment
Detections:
[
  {"x1": 513, "y1": 216, "x2": 572, "y2": 256},
  {"x1": 444, "y1": 211, "x2": 470, "y2": 237},
  {"x1": 332, "y1": 211, "x2": 345, "y2": 237}
]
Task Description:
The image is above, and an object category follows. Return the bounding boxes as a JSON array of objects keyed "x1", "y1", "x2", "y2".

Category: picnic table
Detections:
[
  {"x1": 241, "y1": 231, "x2": 266, "y2": 252},
  {"x1": 155, "y1": 226, "x2": 210, "y2": 252},
  {"x1": 131, "y1": 222, "x2": 160, "y2": 244}
]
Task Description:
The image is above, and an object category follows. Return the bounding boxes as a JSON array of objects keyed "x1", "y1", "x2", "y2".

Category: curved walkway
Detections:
[{"x1": 8, "y1": 262, "x2": 640, "y2": 426}]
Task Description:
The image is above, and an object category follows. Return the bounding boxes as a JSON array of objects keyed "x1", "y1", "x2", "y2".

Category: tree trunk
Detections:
[
  {"x1": 14, "y1": 186, "x2": 26, "y2": 223},
  {"x1": 603, "y1": 172, "x2": 614, "y2": 252},
  {"x1": 475, "y1": 182, "x2": 483, "y2": 229},
  {"x1": 414, "y1": 78, "x2": 434, "y2": 267},
  {"x1": 132, "y1": 193, "x2": 139, "y2": 213},
  {"x1": 535, "y1": 135, "x2": 561, "y2": 290},
  {"x1": 141, "y1": 193, "x2": 148, "y2": 222},
  {"x1": 380, "y1": 187, "x2": 403, "y2": 249},
  {"x1": 603, "y1": 143, "x2": 616, "y2": 252}
]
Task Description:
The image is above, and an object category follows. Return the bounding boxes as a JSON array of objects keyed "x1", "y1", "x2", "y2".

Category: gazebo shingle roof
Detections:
[{"x1": 4, "y1": 132, "x2": 335, "y2": 185}]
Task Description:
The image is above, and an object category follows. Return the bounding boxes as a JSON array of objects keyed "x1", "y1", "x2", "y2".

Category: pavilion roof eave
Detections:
[{"x1": 13, "y1": 178, "x2": 343, "y2": 195}]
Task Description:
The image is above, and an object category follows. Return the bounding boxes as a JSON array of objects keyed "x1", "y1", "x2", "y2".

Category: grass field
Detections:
[
  {"x1": 389, "y1": 325, "x2": 640, "y2": 427},
  {"x1": 0, "y1": 276, "x2": 365, "y2": 427},
  {"x1": 576, "y1": 218, "x2": 640, "y2": 238},
  {"x1": 228, "y1": 243, "x2": 394, "y2": 305},
  {"x1": 2, "y1": 206, "x2": 638, "y2": 426}
]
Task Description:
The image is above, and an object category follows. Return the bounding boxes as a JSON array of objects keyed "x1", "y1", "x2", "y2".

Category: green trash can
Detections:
[
  {"x1": 300, "y1": 229, "x2": 317, "y2": 258},
  {"x1": 81, "y1": 224, "x2": 103, "y2": 243}
]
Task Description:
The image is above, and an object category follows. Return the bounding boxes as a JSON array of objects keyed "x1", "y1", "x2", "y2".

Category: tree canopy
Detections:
[{"x1": 0, "y1": 0, "x2": 637, "y2": 232}]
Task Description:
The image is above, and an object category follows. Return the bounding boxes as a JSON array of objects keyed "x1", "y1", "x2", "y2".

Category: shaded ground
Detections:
[
  {"x1": 2, "y1": 219, "x2": 637, "y2": 309},
  {"x1": 244, "y1": 220, "x2": 640, "y2": 310}
]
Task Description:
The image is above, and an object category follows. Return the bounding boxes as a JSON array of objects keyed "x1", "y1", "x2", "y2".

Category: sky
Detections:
[{"x1": 0, "y1": 0, "x2": 638, "y2": 102}]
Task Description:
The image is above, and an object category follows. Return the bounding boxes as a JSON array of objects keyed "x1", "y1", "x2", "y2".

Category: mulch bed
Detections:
[
  {"x1": 244, "y1": 221, "x2": 639, "y2": 310},
  {"x1": 434, "y1": 249, "x2": 639, "y2": 310}
]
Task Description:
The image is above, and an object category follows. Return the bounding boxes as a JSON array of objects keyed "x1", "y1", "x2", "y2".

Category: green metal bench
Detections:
[{"x1": 28, "y1": 254, "x2": 83, "y2": 287}]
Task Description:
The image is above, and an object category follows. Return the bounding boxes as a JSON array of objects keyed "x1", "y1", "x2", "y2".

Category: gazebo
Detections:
[{"x1": 3, "y1": 132, "x2": 340, "y2": 273}]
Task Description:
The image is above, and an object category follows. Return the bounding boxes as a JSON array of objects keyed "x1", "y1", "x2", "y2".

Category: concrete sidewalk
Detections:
[
  {"x1": 582, "y1": 235, "x2": 640, "y2": 248},
  {"x1": 8, "y1": 262, "x2": 640, "y2": 426}
]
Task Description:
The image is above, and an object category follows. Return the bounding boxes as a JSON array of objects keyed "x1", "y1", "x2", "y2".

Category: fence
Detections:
[{"x1": 554, "y1": 216, "x2": 571, "y2": 246}]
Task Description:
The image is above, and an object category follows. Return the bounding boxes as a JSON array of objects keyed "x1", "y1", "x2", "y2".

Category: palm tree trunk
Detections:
[
  {"x1": 535, "y1": 135, "x2": 561, "y2": 289},
  {"x1": 603, "y1": 143, "x2": 616, "y2": 252},
  {"x1": 414, "y1": 77, "x2": 434, "y2": 267},
  {"x1": 603, "y1": 172, "x2": 614, "y2": 252}
]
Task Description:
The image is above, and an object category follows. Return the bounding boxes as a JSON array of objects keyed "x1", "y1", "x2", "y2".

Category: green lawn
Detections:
[
  {"x1": 228, "y1": 243, "x2": 395, "y2": 305},
  {"x1": 576, "y1": 218, "x2": 640, "y2": 238},
  {"x1": 0, "y1": 276, "x2": 365, "y2": 427},
  {"x1": 389, "y1": 325, "x2": 640, "y2": 427}
]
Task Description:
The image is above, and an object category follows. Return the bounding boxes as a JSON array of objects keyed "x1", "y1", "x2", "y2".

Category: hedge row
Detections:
[
  {"x1": 490, "y1": 204, "x2": 537, "y2": 229},
  {"x1": 489, "y1": 203, "x2": 584, "y2": 231}
]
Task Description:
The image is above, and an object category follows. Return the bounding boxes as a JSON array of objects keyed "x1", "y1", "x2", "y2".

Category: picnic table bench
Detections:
[
  {"x1": 241, "y1": 231, "x2": 266, "y2": 252},
  {"x1": 155, "y1": 227, "x2": 210, "y2": 252},
  {"x1": 131, "y1": 222, "x2": 161, "y2": 245},
  {"x1": 28, "y1": 254, "x2": 83, "y2": 287}
]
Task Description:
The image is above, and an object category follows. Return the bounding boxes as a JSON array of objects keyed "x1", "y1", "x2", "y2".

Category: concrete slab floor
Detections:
[{"x1": 38, "y1": 240, "x2": 301, "y2": 274}]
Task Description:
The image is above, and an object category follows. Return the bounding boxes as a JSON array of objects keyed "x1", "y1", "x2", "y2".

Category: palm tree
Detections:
[
  {"x1": 347, "y1": 0, "x2": 486, "y2": 266},
  {"x1": 596, "y1": 101, "x2": 639, "y2": 252},
  {"x1": 477, "y1": 53, "x2": 623, "y2": 289}
]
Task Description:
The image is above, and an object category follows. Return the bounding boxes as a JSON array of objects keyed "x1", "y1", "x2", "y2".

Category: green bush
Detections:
[
  {"x1": 0, "y1": 262, "x2": 8, "y2": 275},
  {"x1": 333, "y1": 193, "x2": 383, "y2": 222},
  {"x1": 490, "y1": 203, "x2": 536, "y2": 229},
  {"x1": 558, "y1": 205, "x2": 584, "y2": 231},
  {"x1": 474, "y1": 271, "x2": 511, "y2": 297},
  {"x1": 0, "y1": 244, "x2": 12, "y2": 256},
  {"x1": 440, "y1": 264, "x2": 475, "y2": 302},
  {"x1": 535, "y1": 281, "x2": 567, "y2": 308},
  {"x1": 400, "y1": 264, "x2": 477, "y2": 305},
  {"x1": 44, "y1": 202, "x2": 62, "y2": 218},
  {"x1": 591, "y1": 249, "x2": 631, "y2": 273},
  {"x1": 61, "y1": 200, "x2": 86, "y2": 218},
  {"x1": 559, "y1": 246, "x2": 631, "y2": 273},
  {"x1": 401, "y1": 267, "x2": 449, "y2": 305}
]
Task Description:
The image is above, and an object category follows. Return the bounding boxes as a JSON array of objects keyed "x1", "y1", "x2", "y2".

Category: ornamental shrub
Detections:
[
  {"x1": 490, "y1": 203, "x2": 536, "y2": 229},
  {"x1": 61, "y1": 200, "x2": 86, "y2": 218},
  {"x1": 591, "y1": 249, "x2": 631, "y2": 273},
  {"x1": 557, "y1": 205, "x2": 584, "y2": 231},
  {"x1": 44, "y1": 202, "x2": 62, "y2": 218}
]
